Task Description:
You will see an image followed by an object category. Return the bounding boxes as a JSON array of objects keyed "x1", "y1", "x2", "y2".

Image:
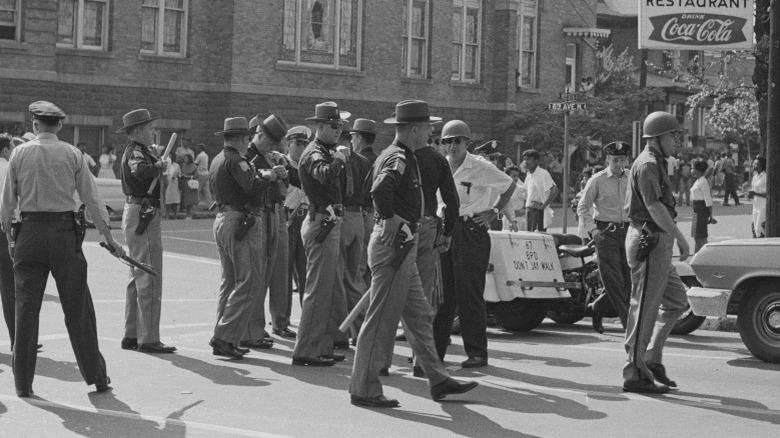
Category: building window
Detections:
[
  {"x1": 565, "y1": 43, "x2": 577, "y2": 92},
  {"x1": 516, "y1": 0, "x2": 537, "y2": 87},
  {"x1": 281, "y1": 0, "x2": 362, "y2": 70},
  {"x1": 57, "y1": 0, "x2": 108, "y2": 50},
  {"x1": 402, "y1": 0, "x2": 429, "y2": 78},
  {"x1": 451, "y1": 0, "x2": 481, "y2": 82},
  {"x1": 59, "y1": 125, "x2": 105, "y2": 159},
  {"x1": 0, "y1": 0, "x2": 20, "y2": 41},
  {"x1": 141, "y1": 0, "x2": 187, "y2": 57}
]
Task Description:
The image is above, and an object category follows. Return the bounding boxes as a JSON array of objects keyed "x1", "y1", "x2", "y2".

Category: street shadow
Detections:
[
  {"x1": 0, "y1": 401, "x2": 6, "y2": 417},
  {"x1": 141, "y1": 353, "x2": 270, "y2": 387},
  {"x1": 262, "y1": 354, "x2": 354, "y2": 392},
  {"x1": 726, "y1": 357, "x2": 780, "y2": 371},
  {"x1": 42, "y1": 292, "x2": 60, "y2": 304},
  {"x1": 435, "y1": 342, "x2": 591, "y2": 369},
  {"x1": 661, "y1": 390, "x2": 780, "y2": 425},
  {"x1": 664, "y1": 337, "x2": 753, "y2": 356},
  {"x1": 24, "y1": 392, "x2": 195, "y2": 437},
  {"x1": 0, "y1": 352, "x2": 84, "y2": 382}
]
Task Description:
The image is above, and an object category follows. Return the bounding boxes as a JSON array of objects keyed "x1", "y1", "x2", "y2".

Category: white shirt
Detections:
[
  {"x1": 752, "y1": 171, "x2": 767, "y2": 213},
  {"x1": 667, "y1": 155, "x2": 678, "y2": 176},
  {"x1": 195, "y1": 151, "x2": 209, "y2": 174},
  {"x1": 690, "y1": 176, "x2": 713, "y2": 207},
  {"x1": 448, "y1": 153, "x2": 513, "y2": 218},
  {"x1": 284, "y1": 155, "x2": 308, "y2": 210},
  {"x1": 524, "y1": 166, "x2": 555, "y2": 207}
]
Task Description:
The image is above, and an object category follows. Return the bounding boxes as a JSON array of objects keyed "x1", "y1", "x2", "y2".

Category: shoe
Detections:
[
  {"x1": 240, "y1": 339, "x2": 274, "y2": 349},
  {"x1": 235, "y1": 346, "x2": 250, "y2": 355},
  {"x1": 723, "y1": 203, "x2": 730, "y2": 206},
  {"x1": 16, "y1": 388, "x2": 34, "y2": 398},
  {"x1": 350, "y1": 338, "x2": 357, "y2": 346},
  {"x1": 323, "y1": 353, "x2": 346, "y2": 362},
  {"x1": 292, "y1": 356, "x2": 335, "y2": 366},
  {"x1": 95, "y1": 376, "x2": 111, "y2": 392},
  {"x1": 461, "y1": 356, "x2": 488, "y2": 368},
  {"x1": 333, "y1": 340, "x2": 351, "y2": 349},
  {"x1": 647, "y1": 363, "x2": 677, "y2": 388},
  {"x1": 734, "y1": 202, "x2": 742, "y2": 206},
  {"x1": 591, "y1": 314, "x2": 604, "y2": 334},
  {"x1": 395, "y1": 333, "x2": 407, "y2": 341},
  {"x1": 413, "y1": 366, "x2": 425, "y2": 378},
  {"x1": 272, "y1": 328, "x2": 297, "y2": 338},
  {"x1": 263, "y1": 331, "x2": 274, "y2": 341},
  {"x1": 378, "y1": 368, "x2": 389, "y2": 376},
  {"x1": 430, "y1": 377, "x2": 479, "y2": 401},
  {"x1": 138, "y1": 342, "x2": 176, "y2": 353},
  {"x1": 210, "y1": 338, "x2": 243, "y2": 359},
  {"x1": 623, "y1": 378, "x2": 670, "y2": 394},
  {"x1": 709, "y1": 218, "x2": 718, "y2": 224},
  {"x1": 350, "y1": 394, "x2": 399, "y2": 408},
  {"x1": 121, "y1": 337, "x2": 138, "y2": 350},
  {"x1": 37, "y1": 344, "x2": 43, "y2": 351}
]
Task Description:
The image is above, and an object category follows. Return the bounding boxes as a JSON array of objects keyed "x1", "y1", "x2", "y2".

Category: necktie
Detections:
[{"x1": 345, "y1": 156, "x2": 354, "y2": 199}]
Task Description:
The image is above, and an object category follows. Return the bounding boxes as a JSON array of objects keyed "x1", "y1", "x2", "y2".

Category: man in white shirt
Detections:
[
  {"x1": 750, "y1": 156, "x2": 767, "y2": 238},
  {"x1": 194, "y1": 143, "x2": 212, "y2": 206},
  {"x1": 522, "y1": 149, "x2": 559, "y2": 232},
  {"x1": 433, "y1": 120, "x2": 516, "y2": 368},
  {"x1": 0, "y1": 134, "x2": 15, "y2": 347}
]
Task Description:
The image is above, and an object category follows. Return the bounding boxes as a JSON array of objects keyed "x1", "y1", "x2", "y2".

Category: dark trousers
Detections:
[
  {"x1": 723, "y1": 173, "x2": 740, "y2": 205},
  {"x1": 0, "y1": 232, "x2": 15, "y2": 346},
  {"x1": 527, "y1": 208, "x2": 546, "y2": 232},
  {"x1": 287, "y1": 209, "x2": 306, "y2": 316},
  {"x1": 434, "y1": 219, "x2": 490, "y2": 360},
  {"x1": 13, "y1": 220, "x2": 107, "y2": 393},
  {"x1": 593, "y1": 224, "x2": 631, "y2": 327}
]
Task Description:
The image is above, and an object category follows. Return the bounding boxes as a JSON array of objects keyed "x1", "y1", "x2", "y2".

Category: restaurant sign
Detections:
[{"x1": 639, "y1": 1, "x2": 754, "y2": 50}]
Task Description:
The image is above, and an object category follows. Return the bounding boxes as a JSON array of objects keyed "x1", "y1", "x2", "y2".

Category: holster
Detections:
[
  {"x1": 314, "y1": 217, "x2": 336, "y2": 243},
  {"x1": 74, "y1": 204, "x2": 88, "y2": 249},
  {"x1": 234, "y1": 212, "x2": 256, "y2": 241},
  {"x1": 9, "y1": 220, "x2": 21, "y2": 251},
  {"x1": 135, "y1": 199, "x2": 157, "y2": 235},
  {"x1": 391, "y1": 223, "x2": 416, "y2": 269},
  {"x1": 636, "y1": 225, "x2": 659, "y2": 262}
]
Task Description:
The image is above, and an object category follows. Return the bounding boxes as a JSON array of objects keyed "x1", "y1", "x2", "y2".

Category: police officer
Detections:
[
  {"x1": 118, "y1": 109, "x2": 176, "y2": 354},
  {"x1": 1, "y1": 101, "x2": 124, "y2": 396},
  {"x1": 209, "y1": 117, "x2": 278, "y2": 359},
  {"x1": 242, "y1": 115, "x2": 290, "y2": 347},
  {"x1": 292, "y1": 102, "x2": 351, "y2": 366},
  {"x1": 623, "y1": 111, "x2": 690, "y2": 394},
  {"x1": 283, "y1": 126, "x2": 311, "y2": 314},
  {"x1": 577, "y1": 141, "x2": 632, "y2": 332},
  {"x1": 350, "y1": 100, "x2": 478, "y2": 408},
  {"x1": 348, "y1": 119, "x2": 378, "y2": 295}
]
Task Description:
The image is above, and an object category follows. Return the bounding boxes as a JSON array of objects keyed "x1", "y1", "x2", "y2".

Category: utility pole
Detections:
[{"x1": 767, "y1": 0, "x2": 780, "y2": 237}]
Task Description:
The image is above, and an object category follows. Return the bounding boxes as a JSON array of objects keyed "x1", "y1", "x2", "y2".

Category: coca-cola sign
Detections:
[
  {"x1": 648, "y1": 14, "x2": 747, "y2": 46},
  {"x1": 639, "y1": 1, "x2": 753, "y2": 50}
]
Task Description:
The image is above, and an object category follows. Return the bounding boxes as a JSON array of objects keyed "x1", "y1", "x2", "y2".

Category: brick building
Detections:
[{"x1": 1, "y1": 0, "x2": 603, "y2": 161}]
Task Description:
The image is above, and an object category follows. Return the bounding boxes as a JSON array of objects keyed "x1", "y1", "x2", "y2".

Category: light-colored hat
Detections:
[
  {"x1": 214, "y1": 117, "x2": 250, "y2": 136},
  {"x1": 306, "y1": 102, "x2": 351, "y2": 123},
  {"x1": 384, "y1": 100, "x2": 441, "y2": 124},
  {"x1": 117, "y1": 109, "x2": 159, "y2": 133}
]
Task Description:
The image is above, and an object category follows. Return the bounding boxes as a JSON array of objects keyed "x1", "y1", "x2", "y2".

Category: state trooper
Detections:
[
  {"x1": 348, "y1": 119, "x2": 379, "y2": 293},
  {"x1": 118, "y1": 109, "x2": 176, "y2": 354},
  {"x1": 242, "y1": 115, "x2": 292, "y2": 347},
  {"x1": 283, "y1": 126, "x2": 312, "y2": 314},
  {"x1": 577, "y1": 141, "x2": 632, "y2": 332},
  {"x1": 350, "y1": 100, "x2": 478, "y2": 408},
  {"x1": 623, "y1": 111, "x2": 690, "y2": 394},
  {"x1": 292, "y1": 102, "x2": 351, "y2": 367},
  {"x1": 1, "y1": 101, "x2": 124, "y2": 396},
  {"x1": 209, "y1": 117, "x2": 280, "y2": 359}
]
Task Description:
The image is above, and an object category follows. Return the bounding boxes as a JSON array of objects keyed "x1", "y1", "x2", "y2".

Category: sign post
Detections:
[{"x1": 548, "y1": 92, "x2": 587, "y2": 234}]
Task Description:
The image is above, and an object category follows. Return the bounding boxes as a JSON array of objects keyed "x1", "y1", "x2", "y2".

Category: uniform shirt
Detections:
[
  {"x1": 371, "y1": 141, "x2": 422, "y2": 223},
  {"x1": 414, "y1": 145, "x2": 459, "y2": 236},
  {"x1": 627, "y1": 145, "x2": 677, "y2": 225},
  {"x1": 448, "y1": 153, "x2": 513, "y2": 218},
  {"x1": 360, "y1": 147, "x2": 378, "y2": 167},
  {"x1": 524, "y1": 166, "x2": 556, "y2": 207},
  {"x1": 209, "y1": 147, "x2": 267, "y2": 207},
  {"x1": 340, "y1": 152, "x2": 371, "y2": 207},
  {"x1": 577, "y1": 167, "x2": 629, "y2": 233},
  {"x1": 284, "y1": 156, "x2": 308, "y2": 211},
  {"x1": 690, "y1": 176, "x2": 713, "y2": 206},
  {"x1": 246, "y1": 145, "x2": 287, "y2": 206},
  {"x1": 121, "y1": 141, "x2": 161, "y2": 200},
  {"x1": 1, "y1": 133, "x2": 110, "y2": 233},
  {"x1": 299, "y1": 138, "x2": 346, "y2": 208}
]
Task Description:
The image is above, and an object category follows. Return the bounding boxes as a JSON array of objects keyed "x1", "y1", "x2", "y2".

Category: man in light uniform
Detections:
[
  {"x1": 750, "y1": 156, "x2": 767, "y2": 238},
  {"x1": 522, "y1": 149, "x2": 559, "y2": 232},
  {"x1": 283, "y1": 126, "x2": 311, "y2": 315}
]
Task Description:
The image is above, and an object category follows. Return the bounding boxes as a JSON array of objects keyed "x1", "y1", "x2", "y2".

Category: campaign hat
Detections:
[
  {"x1": 214, "y1": 117, "x2": 250, "y2": 136},
  {"x1": 474, "y1": 140, "x2": 499, "y2": 155},
  {"x1": 29, "y1": 101, "x2": 66, "y2": 123},
  {"x1": 285, "y1": 126, "x2": 312, "y2": 141},
  {"x1": 258, "y1": 115, "x2": 288, "y2": 142},
  {"x1": 604, "y1": 141, "x2": 629, "y2": 157},
  {"x1": 117, "y1": 109, "x2": 159, "y2": 133},
  {"x1": 348, "y1": 118, "x2": 377, "y2": 134},
  {"x1": 306, "y1": 102, "x2": 351, "y2": 123},
  {"x1": 384, "y1": 100, "x2": 441, "y2": 124}
]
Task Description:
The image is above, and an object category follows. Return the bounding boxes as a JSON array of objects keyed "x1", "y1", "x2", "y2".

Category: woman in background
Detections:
[{"x1": 98, "y1": 145, "x2": 116, "y2": 179}]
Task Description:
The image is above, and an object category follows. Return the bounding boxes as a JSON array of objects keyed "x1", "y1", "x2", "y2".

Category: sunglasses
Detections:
[
  {"x1": 441, "y1": 138, "x2": 463, "y2": 145},
  {"x1": 428, "y1": 138, "x2": 441, "y2": 145},
  {"x1": 327, "y1": 122, "x2": 342, "y2": 130}
]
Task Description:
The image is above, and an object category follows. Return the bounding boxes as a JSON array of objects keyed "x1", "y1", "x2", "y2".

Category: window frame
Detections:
[
  {"x1": 0, "y1": 0, "x2": 21, "y2": 41},
  {"x1": 59, "y1": 125, "x2": 105, "y2": 159},
  {"x1": 565, "y1": 43, "x2": 577, "y2": 92},
  {"x1": 281, "y1": 0, "x2": 363, "y2": 71},
  {"x1": 141, "y1": 0, "x2": 188, "y2": 58},
  {"x1": 56, "y1": 0, "x2": 109, "y2": 51},
  {"x1": 516, "y1": 0, "x2": 538, "y2": 88},
  {"x1": 401, "y1": 0, "x2": 430, "y2": 78},
  {"x1": 451, "y1": 0, "x2": 482, "y2": 83}
]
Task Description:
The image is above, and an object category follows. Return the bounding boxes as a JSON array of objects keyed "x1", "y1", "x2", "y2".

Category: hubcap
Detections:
[{"x1": 764, "y1": 302, "x2": 780, "y2": 337}]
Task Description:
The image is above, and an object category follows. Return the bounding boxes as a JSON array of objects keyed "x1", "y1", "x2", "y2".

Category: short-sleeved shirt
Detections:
[
  {"x1": 627, "y1": 145, "x2": 677, "y2": 226},
  {"x1": 298, "y1": 139, "x2": 345, "y2": 208},
  {"x1": 370, "y1": 141, "x2": 422, "y2": 223},
  {"x1": 577, "y1": 166, "x2": 629, "y2": 233},
  {"x1": 284, "y1": 156, "x2": 308, "y2": 210},
  {"x1": 448, "y1": 153, "x2": 513, "y2": 218},
  {"x1": 523, "y1": 166, "x2": 556, "y2": 208},
  {"x1": 195, "y1": 151, "x2": 209, "y2": 174},
  {"x1": 690, "y1": 176, "x2": 713, "y2": 206}
]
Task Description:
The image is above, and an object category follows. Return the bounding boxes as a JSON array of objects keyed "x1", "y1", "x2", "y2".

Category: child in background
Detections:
[{"x1": 690, "y1": 158, "x2": 715, "y2": 253}]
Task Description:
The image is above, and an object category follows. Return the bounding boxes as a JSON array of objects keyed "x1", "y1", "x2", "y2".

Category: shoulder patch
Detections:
[
  {"x1": 132, "y1": 150, "x2": 145, "y2": 159},
  {"x1": 239, "y1": 161, "x2": 250, "y2": 171},
  {"x1": 393, "y1": 159, "x2": 406, "y2": 175}
]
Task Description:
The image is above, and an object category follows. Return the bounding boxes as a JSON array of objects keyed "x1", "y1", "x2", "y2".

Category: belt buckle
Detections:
[{"x1": 333, "y1": 204, "x2": 344, "y2": 217}]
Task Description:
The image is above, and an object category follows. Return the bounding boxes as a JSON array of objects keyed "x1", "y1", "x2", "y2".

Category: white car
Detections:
[{"x1": 74, "y1": 176, "x2": 124, "y2": 219}]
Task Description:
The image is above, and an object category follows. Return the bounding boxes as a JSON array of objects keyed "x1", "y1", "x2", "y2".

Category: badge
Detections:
[{"x1": 239, "y1": 161, "x2": 250, "y2": 171}]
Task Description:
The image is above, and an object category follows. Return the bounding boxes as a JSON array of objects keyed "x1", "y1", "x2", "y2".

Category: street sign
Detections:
[{"x1": 548, "y1": 102, "x2": 587, "y2": 111}]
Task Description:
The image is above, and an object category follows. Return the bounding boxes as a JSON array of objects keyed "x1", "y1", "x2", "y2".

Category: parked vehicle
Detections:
[
  {"x1": 75, "y1": 176, "x2": 124, "y2": 219},
  {"x1": 484, "y1": 231, "x2": 705, "y2": 335},
  {"x1": 688, "y1": 238, "x2": 780, "y2": 363}
]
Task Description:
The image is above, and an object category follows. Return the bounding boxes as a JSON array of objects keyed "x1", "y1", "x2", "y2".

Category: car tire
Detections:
[
  {"x1": 494, "y1": 298, "x2": 548, "y2": 332},
  {"x1": 737, "y1": 282, "x2": 780, "y2": 364},
  {"x1": 671, "y1": 276, "x2": 707, "y2": 335},
  {"x1": 546, "y1": 310, "x2": 585, "y2": 325}
]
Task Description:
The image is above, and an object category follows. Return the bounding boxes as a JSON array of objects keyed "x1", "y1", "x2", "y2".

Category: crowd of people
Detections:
[{"x1": 0, "y1": 100, "x2": 770, "y2": 407}]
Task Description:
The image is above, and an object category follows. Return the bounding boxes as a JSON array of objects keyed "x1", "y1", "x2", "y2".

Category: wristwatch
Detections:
[{"x1": 492, "y1": 207, "x2": 500, "y2": 216}]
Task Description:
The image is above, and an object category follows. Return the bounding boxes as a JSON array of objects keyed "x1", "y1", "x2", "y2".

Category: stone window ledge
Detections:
[
  {"x1": 137, "y1": 54, "x2": 193, "y2": 65},
  {"x1": 275, "y1": 61, "x2": 365, "y2": 77},
  {"x1": 56, "y1": 47, "x2": 115, "y2": 59}
]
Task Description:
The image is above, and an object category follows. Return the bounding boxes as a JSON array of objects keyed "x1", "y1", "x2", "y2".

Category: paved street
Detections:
[{"x1": 0, "y1": 200, "x2": 777, "y2": 437}]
